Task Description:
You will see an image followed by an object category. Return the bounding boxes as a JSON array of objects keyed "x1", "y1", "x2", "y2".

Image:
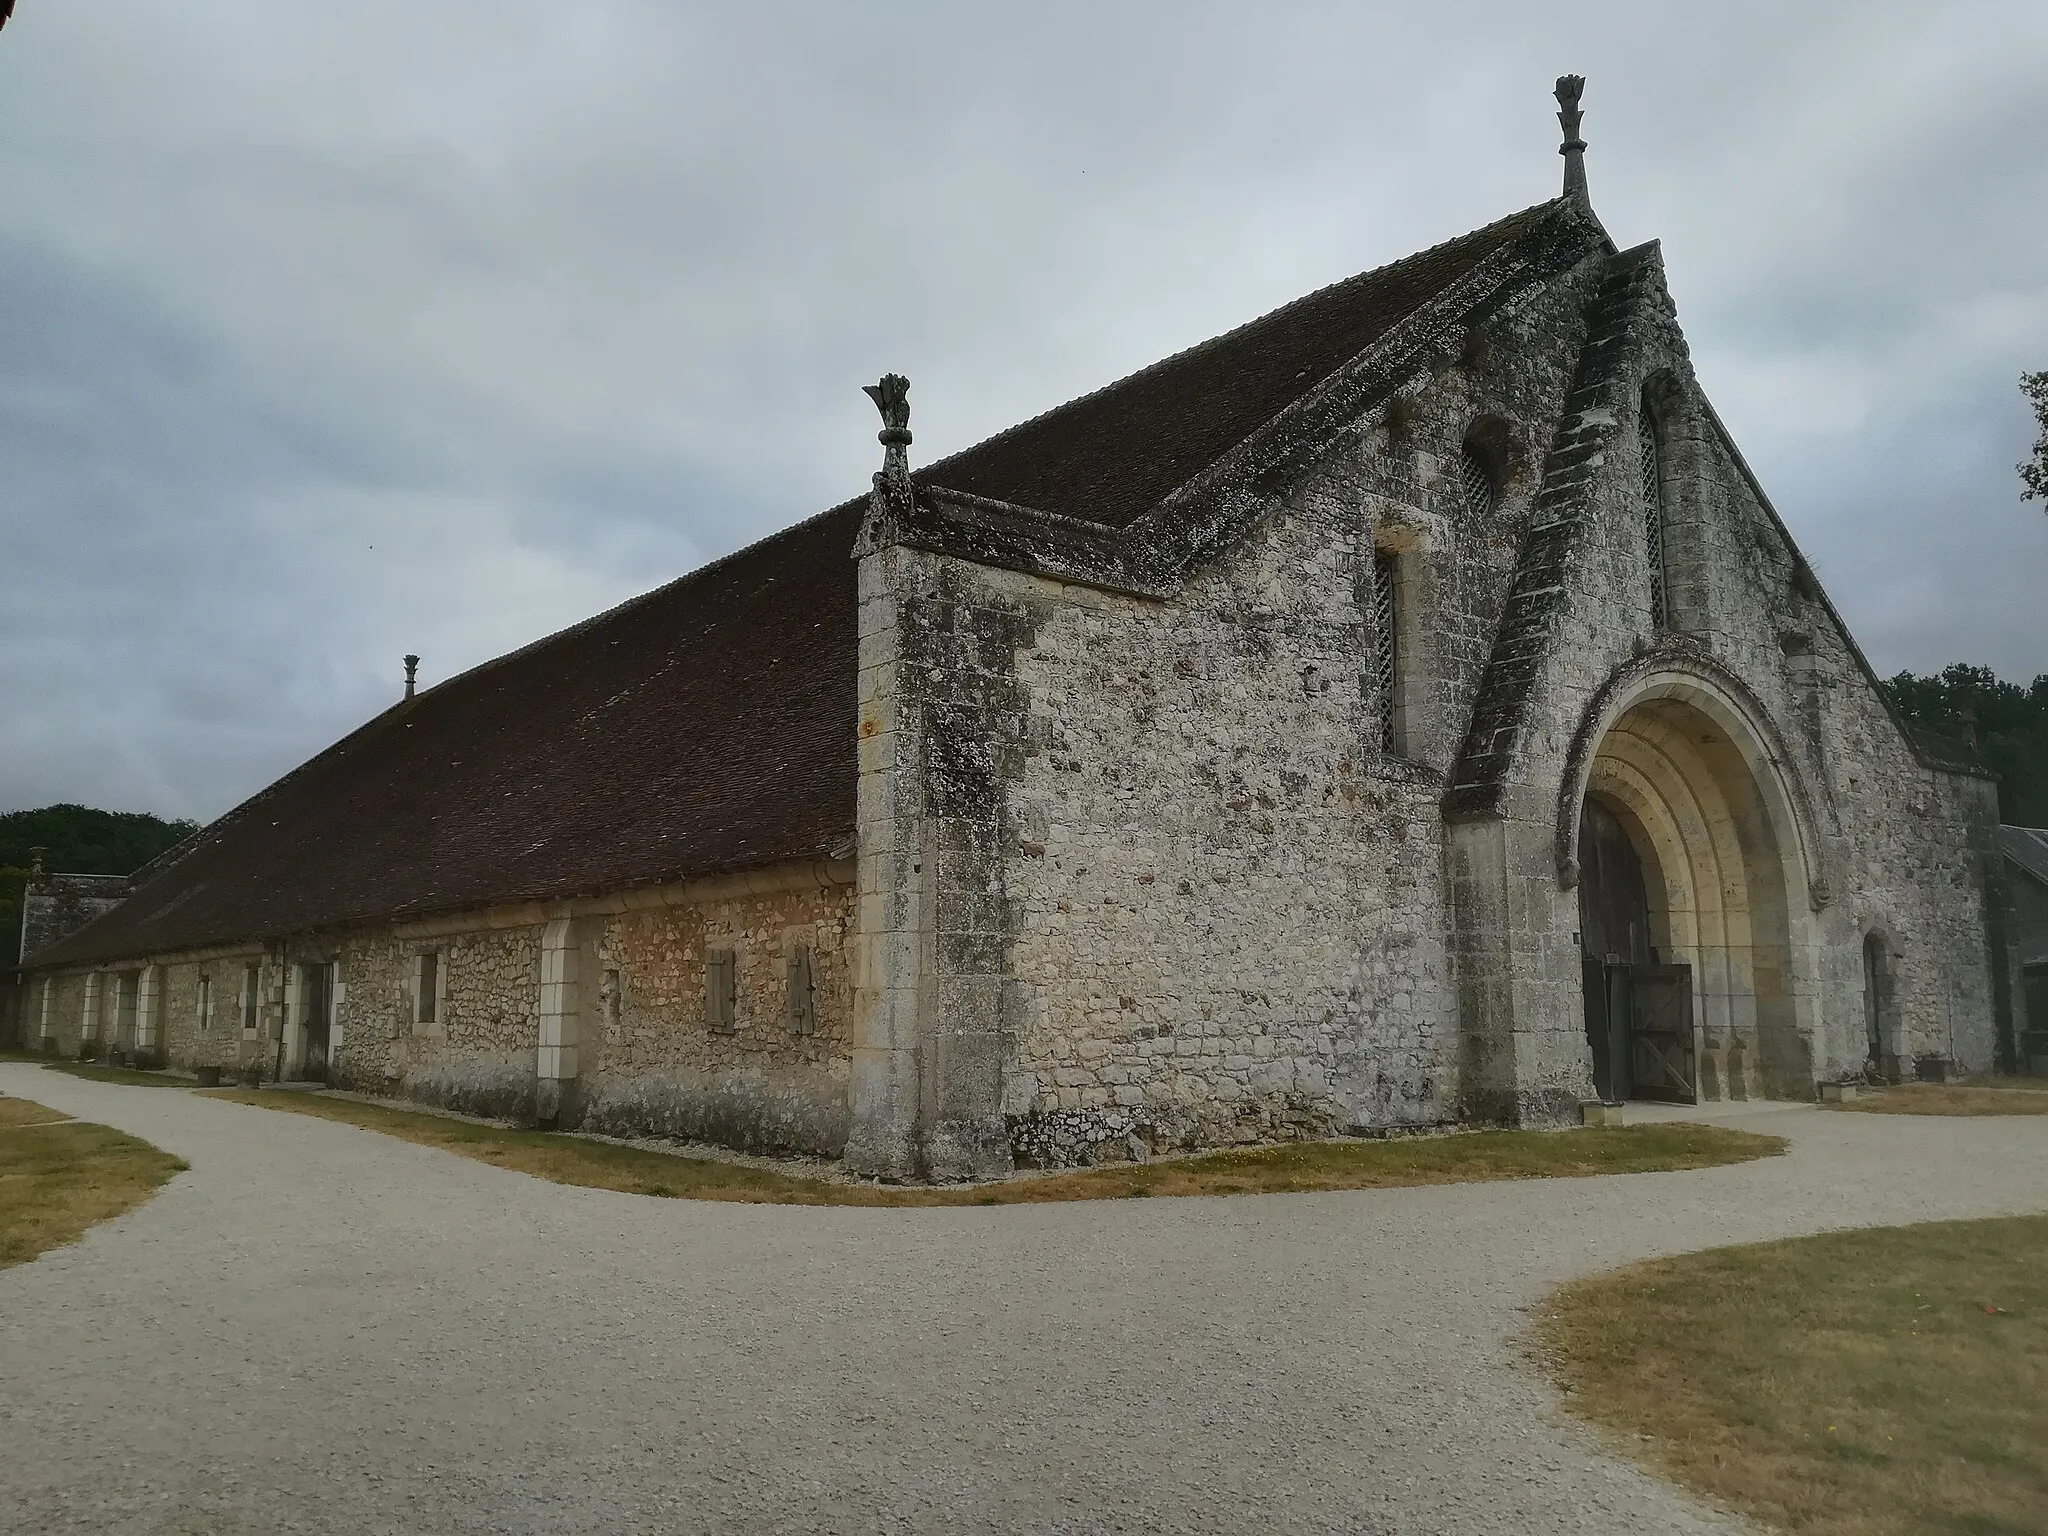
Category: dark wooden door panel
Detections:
[{"x1": 1630, "y1": 963, "x2": 1695, "y2": 1103}]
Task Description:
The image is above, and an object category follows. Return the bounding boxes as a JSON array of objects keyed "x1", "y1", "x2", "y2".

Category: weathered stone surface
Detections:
[{"x1": 847, "y1": 228, "x2": 2005, "y2": 1165}]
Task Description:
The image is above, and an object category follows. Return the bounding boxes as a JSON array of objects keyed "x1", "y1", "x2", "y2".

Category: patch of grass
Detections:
[
  {"x1": 0, "y1": 1096, "x2": 73, "y2": 1129},
  {"x1": 1829, "y1": 1082, "x2": 2048, "y2": 1117},
  {"x1": 3, "y1": 1053, "x2": 210, "y2": 1087},
  {"x1": 0, "y1": 1094, "x2": 187, "y2": 1268},
  {"x1": 40, "y1": 1062, "x2": 198, "y2": 1088},
  {"x1": 1540, "y1": 1214, "x2": 2048, "y2": 1536},
  {"x1": 204, "y1": 1089, "x2": 1782, "y2": 1205}
]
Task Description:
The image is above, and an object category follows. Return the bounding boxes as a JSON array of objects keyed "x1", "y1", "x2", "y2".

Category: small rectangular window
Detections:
[
  {"x1": 704, "y1": 949, "x2": 736, "y2": 1034},
  {"x1": 786, "y1": 946, "x2": 816, "y2": 1037},
  {"x1": 242, "y1": 963, "x2": 260, "y2": 1035},
  {"x1": 416, "y1": 950, "x2": 440, "y2": 1028},
  {"x1": 198, "y1": 975, "x2": 212, "y2": 1033}
]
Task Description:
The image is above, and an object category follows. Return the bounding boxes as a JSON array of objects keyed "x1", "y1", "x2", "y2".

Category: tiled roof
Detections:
[
  {"x1": 34, "y1": 505, "x2": 864, "y2": 966},
  {"x1": 36, "y1": 202, "x2": 1565, "y2": 967},
  {"x1": 918, "y1": 201, "x2": 1561, "y2": 526}
]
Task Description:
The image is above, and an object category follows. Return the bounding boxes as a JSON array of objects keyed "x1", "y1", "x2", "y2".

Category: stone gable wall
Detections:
[
  {"x1": 857, "y1": 262, "x2": 1615, "y2": 1168},
  {"x1": 19, "y1": 875, "x2": 128, "y2": 964},
  {"x1": 858, "y1": 236, "x2": 2004, "y2": 1169},
  {"x1": 1444, "y1": 241, "x2": 2002, "y2": 1110}
]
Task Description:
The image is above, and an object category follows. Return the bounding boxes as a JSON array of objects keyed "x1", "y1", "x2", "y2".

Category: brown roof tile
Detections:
[{"x1": 35, "y1": 504, "x2": 864, "y2": 965}]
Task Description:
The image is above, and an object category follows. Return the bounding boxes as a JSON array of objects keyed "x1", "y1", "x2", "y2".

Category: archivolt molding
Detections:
[{"x1": 1556, "y1": 650, "x2": 1829, "y2": 910}]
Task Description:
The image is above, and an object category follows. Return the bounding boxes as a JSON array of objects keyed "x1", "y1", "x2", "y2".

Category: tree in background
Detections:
[
  {"x1": 1883, "y1": 666, "x2": 2048, "y2": 827},
  {"x1": 2022, "y1": 371, "x2": 2048, "y2": 505},
  {"x1": 0, "y1": 805, "x2": 198, "y2": 960}
]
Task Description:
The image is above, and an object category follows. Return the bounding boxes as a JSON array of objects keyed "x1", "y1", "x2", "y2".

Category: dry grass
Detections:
[
  {"x1": 1540, "y1": 1214, "x2": 2048, "y2": 1536},
  {"x1": 1829, "y1": 1082, "x2": 2048, "y2": 1117},
  {"x1": 0, "y1": 1094, "x2": 187, "y2": 1268},
  {"x1": 204, "y1": 1088, "x2": 1782, "y2": 1205},
  {"x1": 0, "y1": 1096, "x2": 74, "y2": 1129}
]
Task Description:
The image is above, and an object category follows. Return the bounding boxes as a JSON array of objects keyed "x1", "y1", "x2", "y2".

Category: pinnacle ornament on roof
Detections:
[
  {"x1": 858, "y1": 373, "x2": 914, "y2": 556},
  {"x1": 1555, "y1": 74, "x2": 1589, "y2": 202}
]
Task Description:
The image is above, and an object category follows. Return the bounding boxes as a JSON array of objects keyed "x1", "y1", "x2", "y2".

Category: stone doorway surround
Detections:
[{"x1": 1561, "y1": 664, "x2": 1827, "y2": 1105}]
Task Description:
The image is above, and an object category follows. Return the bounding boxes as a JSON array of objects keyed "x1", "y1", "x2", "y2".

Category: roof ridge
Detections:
[{"x1": 914, "y1": 199, "x2": 1564, "y2": 500}]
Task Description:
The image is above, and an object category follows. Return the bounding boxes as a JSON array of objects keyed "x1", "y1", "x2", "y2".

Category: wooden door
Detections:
[
  {"x1": 1629, "y1": 964, "x2": 1696, "y2": 1102},
  {"x1": 1578, "y1": 797, "x2": 1654, "y2": 1102},
  {"x1": 301, "y1": 963, "x2": 333, "y2": 1082}
]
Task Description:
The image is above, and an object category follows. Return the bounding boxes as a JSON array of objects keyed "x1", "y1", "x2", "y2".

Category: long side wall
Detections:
[{"x1": 25, "y1": 864, "x2": 856, "y2": 1155}]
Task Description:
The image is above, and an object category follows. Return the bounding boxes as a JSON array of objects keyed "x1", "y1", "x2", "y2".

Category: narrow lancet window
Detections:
[
  {"x1": 1640, "y1": 408, "x2": 1669, "y2": 627},
  {"x1": 1371, "y1": 548, "x2": 1400, "y2": 753}
]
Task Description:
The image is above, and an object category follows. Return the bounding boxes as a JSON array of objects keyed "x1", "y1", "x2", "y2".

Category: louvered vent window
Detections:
[
  {"x1": 1640, "y1": 416, "x2": 1669, "y2": 627},
  {"x1": 1458, "y1": 443, "x2": 1495, "y2": 517},
  {"x1": 1371, "y1": 549, "x2": 1400, "y2": 753}
]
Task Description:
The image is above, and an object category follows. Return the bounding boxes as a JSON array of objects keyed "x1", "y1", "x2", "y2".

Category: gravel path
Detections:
[{"x1": 4, "y1": 1065, "x2": 2046, "y2": 1536}]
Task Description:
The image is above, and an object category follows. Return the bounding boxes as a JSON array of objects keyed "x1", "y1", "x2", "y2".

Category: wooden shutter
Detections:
[
  {"x1": 786, "y1": 947, "x2": 815, "y2": 1036},
  {"x1": 704, "y1": 949, "x2": 736, "y2": 1034}
]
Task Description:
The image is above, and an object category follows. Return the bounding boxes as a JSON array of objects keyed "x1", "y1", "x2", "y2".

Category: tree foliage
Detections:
[
  {"x1": 2023, "y1": 371, "x2": 2048, "y2": 505},
  {"x1": 0, "y1": 805, "x2": 198, "y2": 966},
  {"x1": 1882, "y1": 666, "x2": 2048, "y2": 826}
]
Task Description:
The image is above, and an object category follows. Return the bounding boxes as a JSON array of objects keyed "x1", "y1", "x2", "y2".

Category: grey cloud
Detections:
[{"x1": 1, "y1": 0, "x2": 2044, "y2": 820}]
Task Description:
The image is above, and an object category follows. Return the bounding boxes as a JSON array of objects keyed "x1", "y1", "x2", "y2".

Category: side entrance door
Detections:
[
  {"x1": 300, "y1": 963, "x2": 333, "y2": 1082},
  {"x1": 1629, "y1": 964, "x2": 1696, "y2": 1102}
]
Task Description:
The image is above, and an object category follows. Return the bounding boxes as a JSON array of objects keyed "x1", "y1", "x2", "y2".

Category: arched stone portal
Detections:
[{"x1": 1569, "y1": 681, "x2": 1820, "y2": 1103}]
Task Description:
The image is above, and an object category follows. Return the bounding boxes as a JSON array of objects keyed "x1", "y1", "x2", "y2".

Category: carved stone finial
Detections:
[
  {"x1": 858, "y1": 374, "x2": 914, "y2": 555},
  {"x1": 1554, "y1": 74, "x2": 1588, "y2": 201},
  {"x1": 28, "y1": 846, "x2": 45, "y2": 879},
  {"x1": 403, "y1": 654, "x2": 420, "y2": 700},
  {"x1": 864, "y1": 373, "x2": 912, "y2": 484}
]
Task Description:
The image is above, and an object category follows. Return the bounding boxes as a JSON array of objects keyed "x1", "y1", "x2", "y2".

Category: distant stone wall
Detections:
[{"x1": 19, "y1": 873, "x2": 128, "y2": 964}]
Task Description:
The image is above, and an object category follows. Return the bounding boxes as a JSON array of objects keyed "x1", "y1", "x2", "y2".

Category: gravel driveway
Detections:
[{"x1": 4, "y1": 1064, "x2": 2046, "y2": 1536}]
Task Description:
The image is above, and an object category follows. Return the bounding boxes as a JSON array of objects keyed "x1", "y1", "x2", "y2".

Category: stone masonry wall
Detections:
[
  {"x1": 576, "y1": 880, "x2": 853, "y2": 1154},
  {"x1": 862, "y1": 231, "x2": 2002, "y2": 1165},
  {"x1": 26, "y1": 870, "x2": 857, "y2": 1156},
  {"x1": 1442, "y1": 239, "x2": 2002, "y2": 1112},
  {"x1": 866, "y1": 261, "x2": 1613, "y2": 1167}
]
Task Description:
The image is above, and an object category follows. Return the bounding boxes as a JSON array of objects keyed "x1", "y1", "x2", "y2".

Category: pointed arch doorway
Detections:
[{"x1": 1571, "y1": 681, "x2": 1816, "y2": 1104}]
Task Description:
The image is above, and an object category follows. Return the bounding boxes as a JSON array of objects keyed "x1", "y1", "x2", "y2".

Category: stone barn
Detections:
[{"x1": 20, "y1": 81, "x2": 2015, "y2": 1179}]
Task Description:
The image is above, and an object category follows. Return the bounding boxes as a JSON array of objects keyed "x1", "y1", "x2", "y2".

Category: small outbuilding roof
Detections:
[{"x1": 2004, "y1": 825, "x2": 2048, "y2": 892}]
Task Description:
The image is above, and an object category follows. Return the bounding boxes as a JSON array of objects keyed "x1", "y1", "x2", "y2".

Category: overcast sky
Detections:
[{"x1": 2, "y1": 1, "x2": 2045, "y2": 824}]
